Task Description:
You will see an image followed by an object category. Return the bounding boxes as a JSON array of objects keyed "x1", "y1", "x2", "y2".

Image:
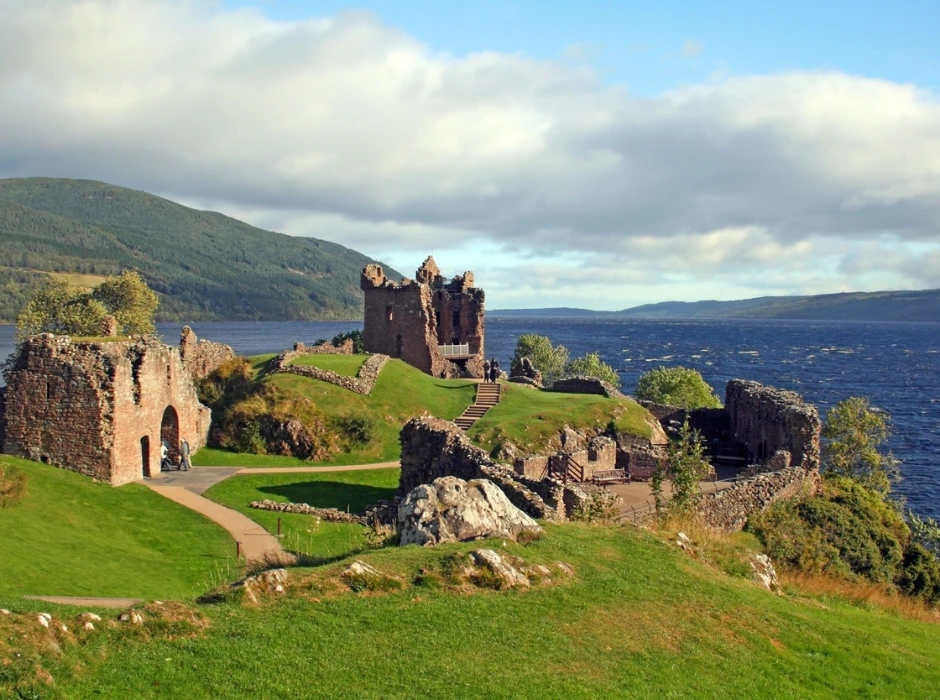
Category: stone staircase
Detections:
[{"x1": 454, "y1": 382, "x2": 501, "y2": 431}]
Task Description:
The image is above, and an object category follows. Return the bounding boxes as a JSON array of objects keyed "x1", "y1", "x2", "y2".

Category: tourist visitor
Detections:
[
  {"x1": 483, "y1": 359, "x2": 491, "y2": 383},
  {"x1": 160, "y1": 440, "x2": 171, "y2": 472},
  {"x1": 490, "y1": 359, "x2": 500, "y2": 383},
  {"x1": 179, "y1": 438, "x2": 191, "y2": 471}
]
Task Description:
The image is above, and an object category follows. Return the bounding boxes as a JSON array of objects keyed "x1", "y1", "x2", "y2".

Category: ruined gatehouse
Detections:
[
  {"x1": 360, "y1": 256, "x2": 485, "y2": 378},
  {"x1": 1, "y1": 333, "x2": 213, "y2": 486}
]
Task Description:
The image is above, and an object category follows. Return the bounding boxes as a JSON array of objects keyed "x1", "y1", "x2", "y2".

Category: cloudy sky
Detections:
[{"x1": 1, "y1": 0, "x2": 939, "y2": 310}]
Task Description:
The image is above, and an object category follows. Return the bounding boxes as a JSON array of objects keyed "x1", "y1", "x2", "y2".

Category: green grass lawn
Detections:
[
  {"x1": 0, "y1": 456, "x2": 235, "y2": 600},
  {"x1": 288, "y1": 353, "x2": 368, "y2": 376},
  {"x1": 196, "y1": 358, "x2": 477, "y2": 467},
  {"x1": 203, "y1": 468, "x2": 400, "y2": 561},
  {"x1": 11, "y1": 523, "x2": 940, "y2": 698},
  {"x1": 468, "y1": 382, "x2": 652, "y2": 455}
]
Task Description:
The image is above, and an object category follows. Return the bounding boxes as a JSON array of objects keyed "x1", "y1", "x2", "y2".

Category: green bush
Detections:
[
  {"x1": 564, "y1": 352, "x2": 621, "y2": 387},
  {"x1": 511, "y1": 334, "x2": 569, "y2": 385},
  {"x1": 335, "y1": 414, "x2": 375, "y2": 447},
  {"x1": 0, "y1": 463, "x2": 27, "y2": 508},
  {"x1": 636, "y1": 366, "x2": 721, "y2": 408},
  {"x1": 822, "y1": 396, "x2": 900, "y2": 496}
]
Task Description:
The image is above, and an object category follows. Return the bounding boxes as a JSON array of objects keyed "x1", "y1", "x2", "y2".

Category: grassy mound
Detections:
[
  {"x1": 288, "y1": 353, "x2": 367, "y2": 376},
  {"x1": 468, "y1": 382, "x2": 652, "y2": 456},
  {"x1": 5, "y1": 523, "x2": 939, "y2": 698},
  {"x1": 0, "y1": 456, "x2": 234, "y2": 601},
  {"x1": 203, "y1": 468, "x2": 399, "y2": 561},
  {"x1": 196, "y1": 358, "x2": 476, "y2": 467}
]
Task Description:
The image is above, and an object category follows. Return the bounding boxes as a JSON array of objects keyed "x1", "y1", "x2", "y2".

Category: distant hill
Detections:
[
  {"x1": 0, "y1": 177, "x2": 400, "y2": 322},
  {"x1": 491, "y1": 289, "x2": 940, "y2": 322}
]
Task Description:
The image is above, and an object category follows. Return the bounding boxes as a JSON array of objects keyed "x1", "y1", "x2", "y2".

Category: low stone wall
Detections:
[
  {"x1": 550, "y1": 376, "x2": 625, "y2": 399},
  {"x1": 696, "y1": 465, "x2": 820, "y2": 532},
  {"x1": 250, "y1": 498, "x2": 398, "y2": 525},
  {"x1": 277, "y1": 354, "x2": 388, "y2": 395},
  {"x1": 179, "y1": 326, "x2": 235, "y2": 380}
]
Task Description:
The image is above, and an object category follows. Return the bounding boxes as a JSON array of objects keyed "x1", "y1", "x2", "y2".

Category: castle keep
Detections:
[
  {"x1": 360, "y1": 256, "x2": 485, "y2": 378},
  {"x1": 2, "y1": 333, "x2": 214, "y2": 486}
]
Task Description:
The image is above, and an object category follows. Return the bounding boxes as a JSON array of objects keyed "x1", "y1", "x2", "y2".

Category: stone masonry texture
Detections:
[
  {"x1": 2, "y1": 334, "x2": 211, "y2": 486},
  {"x1": 179, "y1": 326, "x2": 235, "y2": 380},
  {"x1": 361, "y1": 256, "x2": 485, "y2": 378}
]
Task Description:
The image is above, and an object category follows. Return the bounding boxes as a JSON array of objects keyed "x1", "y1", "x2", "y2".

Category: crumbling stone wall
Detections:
[
  {"x1": 638, "y1": 401, "x2": 729, "y2": 443},
  {"x1": 179, "y1": 326, "x2": 235, "y2": 380},
  {"x1": 361, "y1": 256, "x2": 485, "y2": 378},
  {"x1": 2, "y1": 334, "x2": 211, "y2": 486},
  {"x1": 696, "y1": 465, "x2": 821, "y2": 532},
  {"x1": 276, "y1": 354, "x2": 389, "y2": 395},
  {"x1": 725, "y1": 379, "x2": 821, "y2": 470},
  {"x1": 399, "y1": 417, "x2": 560, "y2": 520}
]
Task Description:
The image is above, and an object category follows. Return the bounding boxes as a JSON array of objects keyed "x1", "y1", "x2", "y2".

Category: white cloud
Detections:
[{"x1": 1, "y1": 1, "x2": 939, "y2": 307}]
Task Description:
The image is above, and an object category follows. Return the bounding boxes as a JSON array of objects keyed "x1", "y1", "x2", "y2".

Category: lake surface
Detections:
[{"x1": 2, "y1": 318, "x2": 938, "y2": 519}]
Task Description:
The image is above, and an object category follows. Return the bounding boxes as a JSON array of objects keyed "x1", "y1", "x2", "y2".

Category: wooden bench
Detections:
[{"x1": 592, "y1": 469, "x2": 630, "y2": 486}]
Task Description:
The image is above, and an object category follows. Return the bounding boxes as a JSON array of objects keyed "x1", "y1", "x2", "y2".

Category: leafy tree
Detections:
[
  {"x1": 512, "y1": 334, "x2": 569, "y2": 385},
  {"x1": 651, "y1": 418, "x2": 711, "y2": 515},
  {"x1": 563, "y1": 352, "x2": 621, "y2": 387},
  {"x1": 636, "y1": 366, "x2": 721, "y2": 408},
  {"x1": 822, "y1": 397, "x2": 900, "y2": 496},
  {"x1": 92, "y1": 270, "x2": 158, "y2": 335},
  {"x1": 15, "y1": 270, "x2": 159, "y2": 339}
]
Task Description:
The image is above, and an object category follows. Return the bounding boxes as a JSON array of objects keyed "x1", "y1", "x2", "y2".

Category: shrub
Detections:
[
  {"x1": 822, "y1": 397, "x2": 900, "y2": 496},
  {"x1": 511, "y1": 334, "x2": 569, "y2": 386},
  {"x1": 335, "y1": 414, "x2": 375, "y2": 447},
  {"x1": 571, "y1": 489, "x2": 622, "y2": 523},
  {"x1": 636, "y1": 366, "x2": 721, "y2": 408},
  {"x1": 563, "y1": 352, "x2": 621, "y2": 387},
  {"x1": 0, "y1": 463, "x2": 27, "y2": 508},
  {"x1": 651, "y1": 418, "x2": 711, "y2": 516}
]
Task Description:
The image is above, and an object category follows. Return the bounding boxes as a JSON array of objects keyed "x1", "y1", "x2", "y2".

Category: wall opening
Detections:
[
  {"x1": 160, "y1": 405, "x2": 180, "y2": 465},
  {"x1": 140, "y1": 435, "x2": 151, "y2": 478},
  {"x1": 386, "y1": 305, "x2": 393, "y2": 321},
  {"x1": 395, "y1": 334, "x2": 403, "y2": 358},
  {"x1": 452, "y1": 309, "x2": 460, "y2": 328}
]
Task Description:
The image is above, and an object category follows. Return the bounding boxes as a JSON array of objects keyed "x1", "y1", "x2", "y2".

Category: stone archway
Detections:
[
  {"x1": 140, "y1": 435, "x2": 151, "y2": 478},
  {"x1": 161, "y1": 405, "x2": 180, "y2": 466}
]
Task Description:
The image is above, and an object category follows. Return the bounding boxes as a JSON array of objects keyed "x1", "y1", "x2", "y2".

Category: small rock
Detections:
[
  {"x1": 83, "y1": 622, "x2": 95, "y2": 631},
  {"x1": 0, "y1": 609, "x2": 9, "y2": 615},
  {"x1": 130, "y1": 612, "x2": 144, "y2": 625},
  {"x1": 343, "y1": 560, "x2": 383, "y2": 578},
  {"x1": 749, "y1": 553, "x2": 780, "y2": 593},
  {"x1": 676, "y1": 532, "x2": 695, "y2": 554},
  {"x1": 118, "y1": 613, "x2": 130, "y2": 622},
  {"x1": 37, "y1": 615, "x2": 50, "y2": 628},
  {"x1": 60, "y1": 624, "x2": 68, "y2": 632},
  {"x1": 80, "y1": 612, "x2": 102, "y2": 622},
  {"x1": 470, "y1": 549, "x2": 530, "y2": 589},
  {"x1": 556, "y1": 562, "x2": 575, "y2": 577}
]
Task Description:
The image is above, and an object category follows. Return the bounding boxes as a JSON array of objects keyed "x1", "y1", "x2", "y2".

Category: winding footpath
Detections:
[{"x1": 144, "y1": 462, "x2": 401, "y2": 564}]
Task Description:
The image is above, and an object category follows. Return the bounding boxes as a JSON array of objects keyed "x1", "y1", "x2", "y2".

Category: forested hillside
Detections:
[{"x1": 0, "y1": 177, "x2": 399, "y2": 322}]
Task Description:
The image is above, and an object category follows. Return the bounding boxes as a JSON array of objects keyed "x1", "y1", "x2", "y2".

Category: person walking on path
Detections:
[
  {"x1": 160, "y1": 440, "x2": 171, "y2": 472},
  {"x1": 179, "y1": 438, "x2": 191, "y2": 471}
]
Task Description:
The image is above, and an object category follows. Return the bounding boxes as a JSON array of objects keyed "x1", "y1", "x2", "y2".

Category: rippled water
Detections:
[{"x1": 2, "y1": 318, "x2": 938, "y2": 518}]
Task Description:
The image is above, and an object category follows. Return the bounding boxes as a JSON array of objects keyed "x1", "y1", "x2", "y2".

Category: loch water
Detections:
[{"x1": 2, "y1": 318, "x2": 938, "y2": 520}]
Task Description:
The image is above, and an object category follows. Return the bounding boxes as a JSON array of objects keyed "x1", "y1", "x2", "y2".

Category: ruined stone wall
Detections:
[
  {"x1": 361, "y1": 258, "x2": 485, "y2": 379},
  {"x1": 550, "y1": 376, "x2": 626, "y2": 399},
  {"x1": 276, "y1": 354, "x2": 389, "y2": 395},
  {"x1": 0, "y1": 387, "x2": 6, "y2": 449},
  {"x1": 179, "y1": 326, "x2": 235, "y2": 380},
  {"x1": 636, "y1": 401, "x2": 729, "y2": 442},
  {"x1": 3, "y1": 335, "x2": 211, "y2": 486},
  {"x1": 696, "y1": 465, "x2": 820, "y2": 532},
  {"x1": 725, "y1": 379, "x2": 821, "y2": 469},
  {"x1": 399, "y1": 417, "x2": 558, "y2": 520}
]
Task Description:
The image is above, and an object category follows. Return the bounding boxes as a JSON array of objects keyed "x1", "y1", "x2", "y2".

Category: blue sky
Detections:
[{"x1": 1, "y1": 0, "x2": 939, "y2": 309}]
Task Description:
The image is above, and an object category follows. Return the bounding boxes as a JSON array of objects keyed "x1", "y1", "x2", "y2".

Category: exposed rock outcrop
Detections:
[{"x1": 398, "y1": 476, "x2": 544, "y2": 546}]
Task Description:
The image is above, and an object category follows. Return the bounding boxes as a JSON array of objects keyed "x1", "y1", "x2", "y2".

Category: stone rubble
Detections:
[
  {"x1": 276, "y1": 353, "x2": 389, "y2": 395},
  {"x1": 749, "y1": 553, "x2": 781, "y2": 593},
  {"x1": 398, "y1": 476, "x2": 544, "y2": 546}
]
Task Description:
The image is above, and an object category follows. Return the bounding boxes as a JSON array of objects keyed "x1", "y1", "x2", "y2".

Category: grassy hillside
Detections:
[
  {"x1": 0, "y1": 177, "x2": 401, "y2": 322},
  {"x1": 468, "y1": 382, "x2": 652, "y2": 456},
  {"x1": 4, "y1": 520, "x2": 939, "y2": 698},
  {"x1": 0, "y1": 456, "x2": 234, "y2": 600}
]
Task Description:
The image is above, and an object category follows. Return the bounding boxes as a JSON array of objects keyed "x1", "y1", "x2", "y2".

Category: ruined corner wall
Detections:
[
  {"x1": 550, "y1": 376, "x2": 625, "y2": 399},
  {"x1": 399, "y1": 416, "x2": 560, "y2": 520},
  {"x1": 696, "y1": 465, "x2": 821, "y2": 532},
  {"x1": 179, "y1": 326, "x2": 235, "y2": 380},
  {"x1": 725, "y1": 379, "x2": 821, "y2": 470},
  {"x1": 3, "y1": 335, "x2": 211, "y2": 486}
]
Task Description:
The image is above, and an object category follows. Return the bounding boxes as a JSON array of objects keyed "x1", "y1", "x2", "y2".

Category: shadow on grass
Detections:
[{"x1": 257, "y1": 480, "x2": 396, "y2": 512}]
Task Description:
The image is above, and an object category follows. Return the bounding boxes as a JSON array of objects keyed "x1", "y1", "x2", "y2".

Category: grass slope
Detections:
[
  {"x1": 195, "y1": 359, "x2": 477, "y2": 467},
  {"x1": 0, "y1": 177, "x2": 401, "y2": 322},
  {"x1": 16, "y1": 523, "x2": 940, "y2": 698},
  {"x1": 0, "y1": 456, "x2": 234, "y2": 600},
  {"x1": 203, "y1": 468, "x2": 400, "y2": 560},
  {"x1": 468, "y1": 382, "x2": 652, "y2": 455},
  {"x1": 289, "y1": 353, "x2": 368, "y2": 376}
]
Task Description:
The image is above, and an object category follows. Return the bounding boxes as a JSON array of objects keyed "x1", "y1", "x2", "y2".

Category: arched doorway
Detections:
[
  {"x1": 140, "y1": 435, "x2": 151, "y2": 478},
  {"x1": 161, "y1": 406, "x2": 180, "y2": 468}
]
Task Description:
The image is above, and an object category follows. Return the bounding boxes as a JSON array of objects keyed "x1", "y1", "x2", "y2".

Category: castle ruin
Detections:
[
  {"x1": 360, "y1": 256, "x2": 485, "y2": 378},
  {"x1": 1, "y1": 333, "x2": 214, "y2": 486}
]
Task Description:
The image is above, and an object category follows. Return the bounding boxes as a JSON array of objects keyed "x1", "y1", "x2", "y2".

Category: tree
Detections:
[
  {"x1": 651, "y1": 418, "x2": 711, "y2": 515},
  {"x1": 563, "y1": 352, "x2": 621, "y2": 387},
  {"x1": 511, "y1": 334, "x2": 569, "y2": 385},
  {"x1": 91, "y1": 270, "x2": 158, "y2": 335},
  {"x1": 635, "y1": 366, "x2": 721, "y2": 408},
  {"x1": 15, "y1": 270, "x2": 159, "y2": 339},
  {"x1": 822, "y1": 396, "x2": 900, "y2": 496}
]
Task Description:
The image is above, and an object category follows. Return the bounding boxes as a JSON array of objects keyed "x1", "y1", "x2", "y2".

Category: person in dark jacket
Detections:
[
  {"x1": 482, "y1": 359, "x2": 491, "y2": 383},
  {"x1": 179, "y1": 438, "x2": 191, "y2": 471}
]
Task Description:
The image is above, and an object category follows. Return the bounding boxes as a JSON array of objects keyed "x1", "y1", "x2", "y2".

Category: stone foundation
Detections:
[
  {"x1": 550, "y1": 376, "x2": 625, "y2": 399},
  {"x1": 276, "y1": 354, "x2": 389, "y2": 395}
]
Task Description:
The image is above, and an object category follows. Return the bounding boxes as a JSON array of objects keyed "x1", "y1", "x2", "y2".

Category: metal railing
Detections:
[{"x1": 439, "y1": 343, "x2": 470, "y2": 357}]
